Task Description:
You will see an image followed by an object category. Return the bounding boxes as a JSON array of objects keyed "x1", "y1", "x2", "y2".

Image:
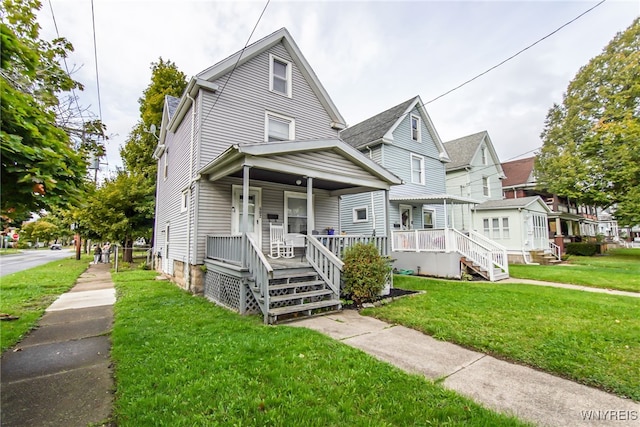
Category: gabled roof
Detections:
[
  {"x1": 501, "y1": 156, "x2": 536, "y2": 188},
  {"x1": 474, "y1": 195, "x2": 551, "y2": 213},
  {"x1": 166, "y1": 95, "x2": 180, "y2": 120},
  {"x1": 197, "y1": 28, "x2": 345, "y2": 129},
  {"x1": 443, "y1": 131, "x2": 505, "y2": 177},
  {"x1": 340, "y1": 96, "x2": 450, "y2": 162},
  {"x1": 198, "y1": 138, "x2": 402, "y2": 193}
]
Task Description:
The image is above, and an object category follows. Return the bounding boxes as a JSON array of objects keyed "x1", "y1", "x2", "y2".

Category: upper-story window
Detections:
[
  {"x1": 265, "y1": 111, "x2": 295, "y2": 142},
  {"x1": 411, "y1": 154, "x2": 424, "y2": 184},
  {"x1": 410, "y1": 114, "x2": 421, "y2": 142},
  {"x1": 269, "y1": 54, "x2": 292, "y2": 97},
  {"x1": 481, "y1": 146, "x2": 487, "y2": 165},
  {"x1": 482, "y1": 176, "x2": 490, "y2": 196},
  {"x1": 163, "y1": 149, "x2": 169, "y2": 180}
]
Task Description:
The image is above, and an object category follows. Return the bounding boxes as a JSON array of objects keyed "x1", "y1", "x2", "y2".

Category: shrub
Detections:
[
  {"x1": 342, "y1": 243, "x2": 390, "y2": 307},
  {"x1": 566, "y1": 242, "x2": 598, "y2": 256}
]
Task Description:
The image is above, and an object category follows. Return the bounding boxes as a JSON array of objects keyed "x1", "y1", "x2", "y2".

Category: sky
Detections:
[{"x1": 37, "y1": 0, "x2": 639, "y2": 177}]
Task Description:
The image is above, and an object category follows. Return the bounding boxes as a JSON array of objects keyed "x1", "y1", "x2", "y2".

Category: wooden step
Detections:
[
  {"x1": 265, "y1": 288, "x2": 332, "y2": 304},
  {"x1": 268, "y1": 279, "x2": 325, "y2": 292},
  {"x1": 268, "y1": 299, "x2": 341, "y2": 317}
]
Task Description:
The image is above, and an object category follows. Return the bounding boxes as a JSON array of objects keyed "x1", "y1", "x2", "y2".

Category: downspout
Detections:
[{"x1": 185, "y1": 93, "x2": 196, "y2": 290}]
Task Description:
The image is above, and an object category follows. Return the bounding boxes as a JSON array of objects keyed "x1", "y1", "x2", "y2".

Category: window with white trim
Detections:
[
  {"x1": 410, "y1": 154, "x2": 424, "y2": 184},
  {"x1": 484, "y1": 217, "x2": 510, "y2": 239},
  {"x1": 284, "y1": 191, "x2": 308, "y2": 234},
  {"x1": 502, "y1": 217, "x2": 510, "y2": 239},
  {"x1": 481, "y1": 146, "x2": 487, "y2": 165},
  {"x1": 353, "y1": 206, "x2": 368, "y2": 223},
  {"x1": 482, "y1": 176, "x2": 489, "y2": 196},
  {"x1": 269, "y1": 54, "x2": 291, "y2": 97},
  {"x1": 483, "y1": 218, "x2": 490, "y2": 237},
  {"x1": 492, "y1": 218, "x2": 500, "y2": 238},
  {"x1": 410, "y1": 114, "x2": 421, "y2": 142},
  {"x1": 163, "y1": 149, "x2": 169, "y2": 180},
  {"x1": 422, "y1": 209, "x2": 435, "y2": 229},
  {"x1": 181, "y1": 190, "x2": 188, "y2": 212},
  {"x1": 265, "y1": 112, "x2": 295, "y2": 142}
]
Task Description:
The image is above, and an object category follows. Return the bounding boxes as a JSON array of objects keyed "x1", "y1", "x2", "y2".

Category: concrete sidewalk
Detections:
[
  {"x1": 499, "y1": 277, "x2": 640, "y2": 298},
  {"x1": 1, "y1": 263, "x2": 116, "y2": 427},
  {"x1": 291, "y1": 310, "x2": 640, "y2": 427}
]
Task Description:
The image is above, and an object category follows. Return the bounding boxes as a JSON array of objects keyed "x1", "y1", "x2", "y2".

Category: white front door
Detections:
[
  {"x1": 232, "y1": 186, "x2": 262, "y2": 248},
  {"x1": 399, "y1": 204, "x2": 412, "y2": 230}
]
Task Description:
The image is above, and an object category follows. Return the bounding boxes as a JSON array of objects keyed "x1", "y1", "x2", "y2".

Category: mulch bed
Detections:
[{"x1": 342, "y1": 287, "x2": 419, "y2": 310}]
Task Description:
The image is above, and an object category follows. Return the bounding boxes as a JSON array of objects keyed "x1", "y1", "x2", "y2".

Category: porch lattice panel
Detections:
[{"x1": 204, "y1": 271, "x2": 260, "y2": 315}]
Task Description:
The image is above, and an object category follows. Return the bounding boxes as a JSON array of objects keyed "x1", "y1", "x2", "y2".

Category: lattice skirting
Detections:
[{"x1": 204, "y1": 270, "x2": 260, "y2": 315}]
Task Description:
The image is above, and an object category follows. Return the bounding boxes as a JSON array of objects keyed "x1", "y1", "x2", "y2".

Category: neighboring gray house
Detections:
[
  {"x1": 444, "y1": 131, "x2": 506, "y2": 231},
  {"x1": 340, "y1": 99, "x2": 509, "y2": 281},
  {"x1": 152, "y1": 28, "x2": 400, "y2": 323}
]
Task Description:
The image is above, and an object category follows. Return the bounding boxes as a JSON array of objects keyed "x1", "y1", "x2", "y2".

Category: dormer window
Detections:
[
  {"x1": 270, "y1": 54, "x2": 291, "y2": 97},
  {"x1": 410, "y1": 114, "x2": 421, "y2": 142},
  {"x1": 266, "y1": 111, "x2": 295, "y2": 142}
]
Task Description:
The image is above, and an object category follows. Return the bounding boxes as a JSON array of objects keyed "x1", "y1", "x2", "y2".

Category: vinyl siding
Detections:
[
  {"x1": 340, "y1": 192, "x2": 384, "y2": 236},
  {"x1": 197, "y1": 43, "x2": 339, "y2": 169}
]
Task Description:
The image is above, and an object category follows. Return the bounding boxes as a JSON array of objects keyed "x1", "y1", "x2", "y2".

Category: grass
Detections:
[
  {"x1": 509, "y1": 248, "x2": 640, "y2": 293},
  {"x1": 111, "y1": 270, "x2": 529, "y2": 426},
  {"x1": 0, "y1": 248, "x2": 21, "y2": 255},
  {"x1": 0, "y1": 256, "x2": 90, "y2": 352},
  {"x1": 363, "y1": 275, "x2": 640, "y2": 401}
]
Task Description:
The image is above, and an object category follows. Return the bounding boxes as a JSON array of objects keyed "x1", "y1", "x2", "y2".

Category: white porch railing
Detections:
[
  {"x1": 391, "y1": 229, "x2": 509, "y2": 281},
  {"x1": 245, "y1": 235, "x2": 273, "y2": 323},
  {"x1": 548, "y1": 241, "x2": 562, "y2": 261},
  {"x1": 314, "y1": 235, "x2": 389, "y2": 259},
  {"x1": 306, "y1": 236, "x2": 343, "y2": 296},
  {"x1": 206, "y1": 235, "x2": 243, "y2": 265}
]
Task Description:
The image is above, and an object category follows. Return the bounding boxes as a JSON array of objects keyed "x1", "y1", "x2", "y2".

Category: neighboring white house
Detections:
[{"x1": 472, "y1": 196, "x2": 552, "y2": 264}]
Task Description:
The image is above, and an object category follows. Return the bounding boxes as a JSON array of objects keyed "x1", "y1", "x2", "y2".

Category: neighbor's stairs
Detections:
[
  {"x1": 530, "y1": 250, "x2": 562, "y2": 265},
  {"x1": 461, "y1": 257, "x2": 509, "y2": 281},
  {"x1": 253, "y1": 267, "x2": 341, "y2": 324}
]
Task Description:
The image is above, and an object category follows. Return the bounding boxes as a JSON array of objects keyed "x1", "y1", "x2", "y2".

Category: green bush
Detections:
[
  {"x1": 566, "y1": 242, "x2": 598, "y2": 256},
  {"x1": 342, "y1": 243, "x2": 390, "y2": 306}
]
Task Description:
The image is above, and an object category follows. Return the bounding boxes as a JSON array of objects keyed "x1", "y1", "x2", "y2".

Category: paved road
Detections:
[{"x1": 0, "y1": 249, "x2": 76, "y2": 277}]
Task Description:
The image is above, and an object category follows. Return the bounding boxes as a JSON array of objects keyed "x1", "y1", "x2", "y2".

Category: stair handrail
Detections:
[
  {"x1": 245, "y1": 234, "x2": 273, "y2": 323},
  {"x1": 450, "y1": 229, "x2": 495, "y2": 280},
  {"x1": 548, "y1": 241, "x2": 562, "y2": 261},
  {"x1": 467, "y1": 230, "x2": 509, "y2": 277},
  {"x1": 306, "y1": 236, "x2": 343, "y2": 296}
]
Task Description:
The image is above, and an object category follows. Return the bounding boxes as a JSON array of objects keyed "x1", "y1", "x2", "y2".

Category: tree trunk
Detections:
[{"x1": 123, "y1": 237, "x2": 134, "y2": 263}]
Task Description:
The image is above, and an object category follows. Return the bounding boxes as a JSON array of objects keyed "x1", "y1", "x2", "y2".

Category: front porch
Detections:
[{"x1": 204, "y1": 234, "x2": 389, "y2": 323}]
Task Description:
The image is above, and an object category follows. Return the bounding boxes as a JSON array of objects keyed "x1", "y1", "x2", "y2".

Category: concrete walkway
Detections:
[
  {"x1": 499, "y1": 277, "x2": 640, "y2": 298},
  {"x1": 291, "y1": 309, "x2": 640, "y2": 427},
  {"x1": 1, "y1": 263, "x2": 115, "y2": 427}
]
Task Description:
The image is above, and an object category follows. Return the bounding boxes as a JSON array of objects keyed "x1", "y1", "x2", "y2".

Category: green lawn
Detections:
[
  {"x1": 0, "y1": 256, "x2": 90, "y2": 352},
  {"x1": 111, "y1": 270, "x2": 529, "y2": 426},
  {"x1": 363, "y1": 275, "x2": 640, "y2": 401},
  {"x1": 509, "y1": 248, "x2": 640, "y2": 293}
]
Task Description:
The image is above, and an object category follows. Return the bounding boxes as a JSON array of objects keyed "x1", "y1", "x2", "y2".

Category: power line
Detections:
[
  {"x1": 201, "y1": 0, "x2": 271, "y2": 124},
  {"x1": 340, "y1": 0, "x2": 607, "y2": 144},
  {"x1": 90, "y1": 0, "x2": 103, "y2": 121}
]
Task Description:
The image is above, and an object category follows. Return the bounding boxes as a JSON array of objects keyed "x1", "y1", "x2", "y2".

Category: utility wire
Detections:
[
  {"x1": 201, "y1": 0, "x2": 271, "y2": 124},
  {"x1": 90, "y1": 0, "x2": 103, "y2": 121},
  {"x1": 340, "y1": 0, "x2": 607, "y2": 143}
]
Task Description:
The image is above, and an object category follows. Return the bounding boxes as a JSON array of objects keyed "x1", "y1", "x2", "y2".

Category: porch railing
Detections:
[
  {"x1": 206, "y1": 235, "x2": 243, "y2": 265},
  {"x1": 306, "y1": 236, "x2": 343, "y2": 296},
  {"x1": 245, "y1": 235, "x2": 273, "y2": 323},
  {"x1": 314, "y1": 235, "x2": 389, "y2": 259},
  {"x1": 548, "y1": 241, "x2": 562, "y2": 261},
  {"x1": 391, "y1": 229, "x2": 509, "y2": 281}
]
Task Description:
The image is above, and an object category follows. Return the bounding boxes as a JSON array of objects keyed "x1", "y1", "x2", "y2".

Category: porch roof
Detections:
[
  {"x1": 389, "y1": 193, "x2": 480, "y2": 205},
  {"x1": 198, "y1": 139, "x2": 402, "y2": 195}
]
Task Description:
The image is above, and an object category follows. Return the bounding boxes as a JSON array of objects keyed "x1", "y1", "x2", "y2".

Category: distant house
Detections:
[
  {"x1": 340, "y1": 99, "x2": 509, "y2": 281},
  {"x1": 152, "y1": 28, "x2": 400, "y2": 323},
  {"x1": 501, "y1": 156, "x2": 599, "y2": 254}
]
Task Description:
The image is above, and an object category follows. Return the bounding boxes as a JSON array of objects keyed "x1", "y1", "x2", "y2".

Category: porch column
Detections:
[
  {"x1": 241, "y1": 165, "x2": 250, "y2": 268},
  {"x1": 443, "y1": 199, "x2": 449, "y2": 228},
  {"x1": 306, "y1": 177, "x2": 314, "y2": 235},
  {"x1": 384, "y1": 189, "x2": 390, "y2": 254}
]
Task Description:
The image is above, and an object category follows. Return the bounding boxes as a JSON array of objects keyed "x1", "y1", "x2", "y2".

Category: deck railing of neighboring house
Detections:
[
  {"x1": 245, "y1": 234, "x2": 273, "y2": 323},
  {"x1": 391, "y1": 229, "x2": 509, "y2": 281},
  {"x1": 314, "y1": 235, "x2": 389, "y2": 259},
  {"x1": 206, "y1": 235, "x2": 243, "y2": 265},
  {"x1": 306, "y1": 236, "x2": 343, "y2": 296},
  {"x1": 468, "y1": 230, "x2": 509, "y2": 275}
]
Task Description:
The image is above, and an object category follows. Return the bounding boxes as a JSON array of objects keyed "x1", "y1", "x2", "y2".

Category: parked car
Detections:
[{"x1": 50, "y1": 243, "x2": 62, "y2": 250}]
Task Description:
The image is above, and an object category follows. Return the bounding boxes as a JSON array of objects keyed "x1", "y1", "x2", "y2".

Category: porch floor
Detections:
[{"x1": 266, "y1": 254, "x2": 309, "y2": 270}]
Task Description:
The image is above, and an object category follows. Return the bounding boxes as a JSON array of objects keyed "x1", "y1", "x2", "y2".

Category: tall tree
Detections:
[
  {"x1": 536, "y1": 18, "x2": 640, "y2": 226},
  {"x1": 0, "y1": 0, "x2": 89, "y2": 221},
  {"x1": 120, "y1": 58, "x2": 187, "y2": 178}
]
